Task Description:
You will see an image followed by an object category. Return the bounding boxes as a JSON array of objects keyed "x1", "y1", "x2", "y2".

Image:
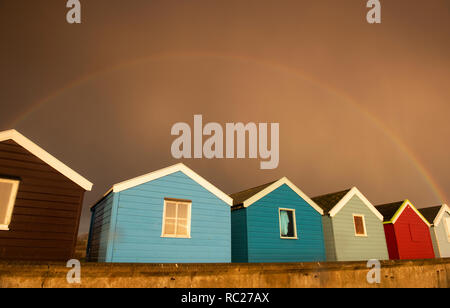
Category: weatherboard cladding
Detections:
[
  {"x1": 394, "y1": 206, "x2": 435, "y2": 259},
  {"x1": 383, "y1": 224, "x2": 399, "y2": 259},
  {"x1": 96, "y1": 171, "x2": 231, "y2": 263},
  {"x1": 0, "y1": 139, "x2": 85, "y2": 261},
  {"x1": 321, "y1": 216, "x2": 337, "y2": 261},
  {"x1": 231, "y1": 183, "x2": 326, "y2": 263},
  {"x1": 432, "y1": 211, "x2": 450, "y2": 258},
  {"x1": 231, "y1": 208, "x2": 248, "y2": 262},
  {"x1": 86, "y1": 193, "x2": 114, "y2": 262}
]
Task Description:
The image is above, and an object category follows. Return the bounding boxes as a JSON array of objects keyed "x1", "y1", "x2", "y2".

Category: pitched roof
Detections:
[
  {"x1": 376, "y1": 200, "x2": 431, "y2": 226},
  {"x1": 312, "y1": 187, "x2": 384, "y2": 220},
  {"x1": 375, "y1": 201, "x2": 404, "y2": 222},
  {"x1": 93, "y1": 163, "x2": 233, "y2": 209},
  {"x1": 229, "y1": 177, "x2": 324, "y2": 215},
  {"x1": 0, "y1": 129, "x2": 93, "y2": 191},
  {"x1": 312, "y1": 189, "x2": 351, "y2": 214},
  {"x1": 418, "y1": 206, "x2": 441, "y2": 225},
  {"x1": 229, "y1": 181, "x2": 277, "y2": 206}
]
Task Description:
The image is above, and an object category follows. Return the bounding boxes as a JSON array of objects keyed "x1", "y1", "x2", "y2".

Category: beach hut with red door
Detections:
[{"x1": 375, "y1": 200, "x2": 435, "y2": 260}]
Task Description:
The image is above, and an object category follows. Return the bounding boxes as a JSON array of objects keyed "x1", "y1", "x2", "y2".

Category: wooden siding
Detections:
[
  {"x1": 393, "y1": 206, "x2": 435, "y2": 260},
  {"x1": 86, "y1": 193, "x2": 114, "y2": 262},
  {"x1": 107, "y1": 171, "x2": 231, "y2": 263},
  {"x1": 0, "y1": 140, "x2": 85, "y2": 261},
  {"x1": 231, "y1": 208, "x2": 248, "y2": 262},
  {"x1": 322, "y1": 216, "x2": 337, "y2": 261},
  {"x1": 245, "y1": 184, "x2": 326, "y2": 263},
  {"x1": 430, "y1": 211, "x2": 450, "y2": 258},
  {"x1": 331, "y1": 195, "x2": 389, "y2": 261},
  {"x1": 383, "y1": 224, "x2": 400, "y2": 260}
]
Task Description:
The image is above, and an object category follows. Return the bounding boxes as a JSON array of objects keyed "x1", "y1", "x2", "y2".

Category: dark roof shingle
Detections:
[
  {"x1": 229, "y1": 180, "x2": 277, "y2": 206},
  {"x1": 418, "y1": 205, "x2": 441, "y2": 225},
  {"x1": 375, "y1": 201, "x2": 405, "y2": 222},
  {"x1": 312, "y1": 189, "x2": 351, "y2": 214}
]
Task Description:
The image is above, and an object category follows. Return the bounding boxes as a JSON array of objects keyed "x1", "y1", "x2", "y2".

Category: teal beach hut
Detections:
[
  {"x1": 86, "y1": 163, "x2": 233, "y2": 263},
  {"x1": 230, "y1": 177, "x2": 326, "y2": 263},
  {"x1": 312, "y1": 187, "x2": 389, "y2": 262}
]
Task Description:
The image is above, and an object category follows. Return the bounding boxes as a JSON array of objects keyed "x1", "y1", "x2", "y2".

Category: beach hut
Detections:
[
  {"x1": 312, "y1": 187, "x2": 389, "y2": 262},
  {"x1": 86, "y1": 163, "x2": 233, "y2": 263},
  {"x1": 419, "y1": 204, "x2": 450, "y2": 258},
  {"x1": 375, "y1": 200, "x2": 435, "y2": 260},
  {"x1": 230, "y1": 177, "x2": 326, "y2": 263},
  {"x1": 0, "y1": 129, "x2": 93, "y2": 261}
]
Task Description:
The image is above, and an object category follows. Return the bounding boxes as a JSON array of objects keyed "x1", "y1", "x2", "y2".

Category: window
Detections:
[
  {"x1": 0, "y1": 178, "x2": 20, "y2": 231},
  {"x1": 279, "y1": 208, "x2": 297, "y2": 239},
  {"x1": 445, "y1": 217, "x2": 450, "y2": 242},
  {"x1": 161, "y1": 198, "x2": 191, "y2": 238},
  {"x1": 353, "y1": 214, "x2": 367, "y2": 236}
]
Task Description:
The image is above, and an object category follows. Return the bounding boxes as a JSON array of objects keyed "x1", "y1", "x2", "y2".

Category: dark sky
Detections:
[{"x1": 1, "y1": 0, "x2": 449, "y2": 234}]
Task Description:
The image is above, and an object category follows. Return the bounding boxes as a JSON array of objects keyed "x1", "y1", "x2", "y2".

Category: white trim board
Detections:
[
  {"x1": 434, "y1": 204, "x2": 450, "y2": 227},
  {"x1": 0, "y1": 129, "x2": 93, "y2": 191},
  {"x1": 110, "y1": 163, "x2": 233, "y2": 206},
  {"x1": 328, "y1": 187, "x2": 384, "y2": 221},
  {"x1": 241, "y1": 177, "x2": 324, "y2": 215}
]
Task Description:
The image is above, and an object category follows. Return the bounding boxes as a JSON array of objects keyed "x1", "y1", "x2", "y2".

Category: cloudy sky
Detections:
[{"x1": 1, "y1": 0, "x2": 449, "y2": 233}]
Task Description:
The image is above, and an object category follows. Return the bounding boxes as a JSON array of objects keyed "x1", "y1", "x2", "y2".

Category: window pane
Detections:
[
  {"x1": 177, "y1": 203, "x2": 189, "y2": 219},
  {"x1": 164, "y1": 218, "x2": 176, "y2": 235},
  {"x1": 165, "y1": 202, "x2": 177, "y2": 218},
  {"x1": 354, "y1": 216, "x2": 365, "y2": 235},
  {"x1": 286, "y1": 211, "x2": 294, "y2": 237},
  {"x1": 0, "y1": 182, "x2": 14, "y2": 225},
  {"x1": 176, "y1": 220, "x2": 188, "y2": 236},
  {"x1": 280, "y1": 210, "x2": 295, "y2": 238}
]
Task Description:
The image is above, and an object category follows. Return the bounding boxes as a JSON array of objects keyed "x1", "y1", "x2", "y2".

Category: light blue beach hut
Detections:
[
  {"x1": 86, "y1": 163, "x2": 233, "y2": 263},
  {"x1": 312, "y1": 187, "x2": 389, "y2": 262}
]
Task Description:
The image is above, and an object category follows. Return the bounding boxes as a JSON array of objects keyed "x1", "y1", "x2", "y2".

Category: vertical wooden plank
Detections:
[
  {"x1": 86, "y1": 206, "x2": 96, "y2": 261},
  {"x1": 106, "y1": 193, "x2": 119, "y2": 262},
  {"x1": 70, "y1": 190, "x2": 85, "y2": 260}
]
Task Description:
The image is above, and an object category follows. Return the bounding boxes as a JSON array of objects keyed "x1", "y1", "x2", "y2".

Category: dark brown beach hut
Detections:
[{"x1": 0, "y1": 129, "x2": 92, "y2": 261}]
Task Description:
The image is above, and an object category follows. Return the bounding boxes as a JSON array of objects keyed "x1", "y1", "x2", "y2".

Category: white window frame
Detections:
[
  {"x1": 278, "y1": 208, "x2": 298, "y2": 240},
  {"x1": 161, "y1": 199, "x2": 192, "y2": 238},
  {"x1": 0, "y1": 178, "x2": 20, "y2": 231},
  {"x1": 353, "y1": 214, "x2": 367, "y2": 237},
  {"x1": 445, "y1": 217, "x2": 450, "y2": 242}
]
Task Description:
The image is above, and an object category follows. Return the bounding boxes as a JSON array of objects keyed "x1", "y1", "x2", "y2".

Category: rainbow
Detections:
[{"x1": 7, "y1": 51, "x2": 447, "y2": 204}]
